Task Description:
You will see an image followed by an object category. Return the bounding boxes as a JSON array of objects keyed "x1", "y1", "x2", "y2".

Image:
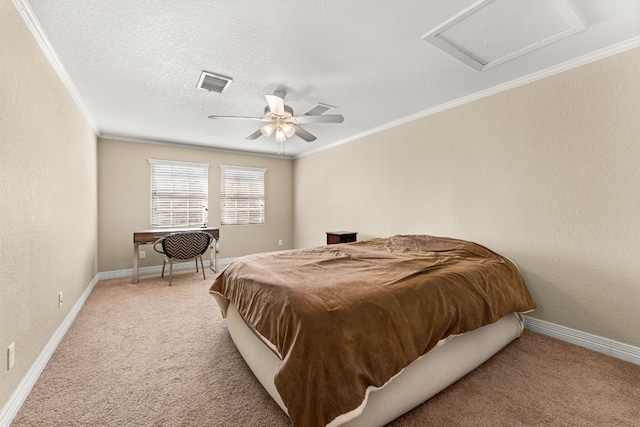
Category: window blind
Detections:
[
  {"x1": 149, "y1": 159, "x2": 209, "y2": 227},
  {"x1": 220, "y1": 165, "x2": 266, "y2": 225}
]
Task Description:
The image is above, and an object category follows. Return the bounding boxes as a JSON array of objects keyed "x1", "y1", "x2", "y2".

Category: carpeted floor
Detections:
[{"x1": 12, "y1": 270, "x2": 640, "y2": 426}]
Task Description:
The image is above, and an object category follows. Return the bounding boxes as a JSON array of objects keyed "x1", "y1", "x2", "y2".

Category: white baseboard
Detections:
[
  {"x1": 0, "y1": 274, "x2": 100, "y2": 427},
  {"x1": 523, "y1": 316, "x2": 640, "y2": 365},
  {"x1": 3, "y1": 285, "x2": 635, "y2": 427},
  {"x1": 97, "y1": 257, "x2": 236, "y2": 281},
  {"x1": 0, "y1": 258, "x2": 237, "y2": 426}
]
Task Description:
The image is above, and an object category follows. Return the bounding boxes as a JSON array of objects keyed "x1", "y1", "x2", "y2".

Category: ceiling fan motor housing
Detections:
[{"x1": 264, "y1": 105, "x2": 294, "y2": 117}]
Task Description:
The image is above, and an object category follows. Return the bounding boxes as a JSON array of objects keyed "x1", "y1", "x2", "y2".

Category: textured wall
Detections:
[
  {"x1": 293, "y1": 47, "x2": 640, "y2": 347},
  {"x1": 97, "y1": 139, "x2": 293, "y2": 271},
  {"x1": 0, "y1": 0, "x2": 98, "y2": 410}
]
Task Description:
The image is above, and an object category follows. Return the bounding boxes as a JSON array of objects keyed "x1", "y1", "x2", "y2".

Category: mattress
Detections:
[
  {"x1": 211, "y1": 235, "x2": 536, "y2": 425},
  {"x1": 226, "y1": 302, "x2": 525, "y2": 426}
]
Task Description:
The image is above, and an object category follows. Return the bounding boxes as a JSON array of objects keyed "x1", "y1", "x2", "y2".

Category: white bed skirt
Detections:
[{"x1": 226, "y1": 303, "x2": 524, "y2": 427}]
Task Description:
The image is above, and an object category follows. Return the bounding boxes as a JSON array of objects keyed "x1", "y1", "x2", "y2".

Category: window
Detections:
[
  {"x1": 149, "y1": 159, "x2": 208, "y2": 227},
  {"x1": 220, "y1": 165, "x2": 266, "y2": 225}
]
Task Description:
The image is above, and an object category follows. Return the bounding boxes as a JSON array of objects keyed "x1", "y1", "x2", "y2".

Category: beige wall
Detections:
[
  {"x1": 1, "y1": 0, "x2": 637, "y2": 414},
  {"x1": 0, "y1": 0, "x2": 98, "y2": 410},
  {"x1": 294, "y1": 47, "x2": 640, "y2": 348},
  {"x1": 98, "y1": 139, "x2": 293, "y2": 272}
]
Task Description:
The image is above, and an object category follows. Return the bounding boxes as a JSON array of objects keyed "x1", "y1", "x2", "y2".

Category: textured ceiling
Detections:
[{"x1": 17, "y1": 0, "x2": 640, "y2": 158}]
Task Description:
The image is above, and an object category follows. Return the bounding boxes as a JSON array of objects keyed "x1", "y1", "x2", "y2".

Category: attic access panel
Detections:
[{"x1": 422, "y1": 0, "x2": 585, "y2": 72}]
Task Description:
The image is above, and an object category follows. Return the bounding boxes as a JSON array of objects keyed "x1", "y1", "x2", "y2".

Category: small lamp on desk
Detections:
[{"x1": 202, "y1": 207, "x2": 208, "y2": 228}]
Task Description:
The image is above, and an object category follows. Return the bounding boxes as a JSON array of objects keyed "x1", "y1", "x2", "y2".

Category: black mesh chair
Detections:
[{"x1": 153, "y1": 231, "x2": 213, "y2": 285}]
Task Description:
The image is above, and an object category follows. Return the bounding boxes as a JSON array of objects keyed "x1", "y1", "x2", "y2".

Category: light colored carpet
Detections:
[{"x1": 12, "y1": 270, "x2": 640, "y2": 426}]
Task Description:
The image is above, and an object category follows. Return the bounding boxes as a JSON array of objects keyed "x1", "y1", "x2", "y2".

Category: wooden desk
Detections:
[{"x1": 133, "y1": 227, "x2": 219, "y2": 284}]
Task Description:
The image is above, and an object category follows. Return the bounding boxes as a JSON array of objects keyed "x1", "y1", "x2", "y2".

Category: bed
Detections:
[{"x1": 210, "y1": 235, "x2": 536, "y2": 427}]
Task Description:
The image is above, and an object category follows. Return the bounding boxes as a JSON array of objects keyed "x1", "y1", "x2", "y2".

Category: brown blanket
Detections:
[{"x1": 210, "y1": 235, "x2": 536, "y2": 426}]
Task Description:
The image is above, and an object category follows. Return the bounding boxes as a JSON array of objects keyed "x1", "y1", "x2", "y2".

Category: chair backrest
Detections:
[{"x1": 161, "y1": 232, "x2": 212, "y2": 260}]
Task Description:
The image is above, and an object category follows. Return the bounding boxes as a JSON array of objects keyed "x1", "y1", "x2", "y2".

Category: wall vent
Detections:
[
  {"x1": 305, "y1": 103, "x2": 335, "y2": 115},
  {"x1": 197, "y1": 71, "x2": 232, "y2": 93}
]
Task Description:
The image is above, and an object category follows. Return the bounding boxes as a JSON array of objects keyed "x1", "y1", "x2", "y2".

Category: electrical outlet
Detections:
[
  {"x1": 140, "y1": 250, "x2": 146, "y2": 259},
  {"x1": 58, "y1": 292, "x2": 63, "y2": 308},
  {"x1": 278, "y1": 240, "x2": 283, "y2": 246},
  {"x1": 7, "y1": 343, "x2": 15, "y2": 370}
]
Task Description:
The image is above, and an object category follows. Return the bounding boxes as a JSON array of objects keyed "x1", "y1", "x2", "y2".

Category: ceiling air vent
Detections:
[
  {"x1": 197, "y1": 71, "x2": 232, "y2": 93},
  {"x1": 304, "y1": 103, "x2": 336, "y2": 115}
]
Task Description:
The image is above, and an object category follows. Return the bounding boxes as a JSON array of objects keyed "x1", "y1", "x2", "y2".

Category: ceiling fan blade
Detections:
[
  {"x1": 292, "y1": 125, "x2": 317, "y2": 142},
  {"x1": 208, "y1": 115, "x2": 266, "y2": 121},
  {"x1": 291, "y1": 114, "x2": 344, "y2": 124},
  {"x1": 265, "y1": 94, "x2": 285, "y2": 115},
  {"x1": 245, "y1": 129, "x2": 263, "y2": 140}
]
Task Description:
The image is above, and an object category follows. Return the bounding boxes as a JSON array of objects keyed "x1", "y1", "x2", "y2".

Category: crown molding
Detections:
[
  {"x1": 99, "y1": 134, "x2": 294, "y2": 160},
  {"x1": 11, "y1": 0, "x2": 640, "y2": 161},
  {"x1": 11, "y1": 0, "x2": 99, "y2": 134},
  {"x1": 296, "y1": 35, "x2": 640, "y2": 160}
]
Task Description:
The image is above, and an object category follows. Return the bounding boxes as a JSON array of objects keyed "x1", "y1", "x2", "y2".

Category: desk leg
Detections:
[
  {"x1": 133, "y1": 243, "x2": 140, "y2": 284},
  {"x1": 210, "y1": 238, "x2": 219, "y2": 272}
]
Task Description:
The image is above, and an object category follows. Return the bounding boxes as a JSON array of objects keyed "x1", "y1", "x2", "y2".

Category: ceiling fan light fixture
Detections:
[
  {"x1": 261, "y1": 123, "x2": 276, "y2": 137},
  {"x1": 275, "y1": 127, "x2": 286, "y2": 143},
  {"x1": 282, "y1": 123, "x2": 295, "y2": 138}
]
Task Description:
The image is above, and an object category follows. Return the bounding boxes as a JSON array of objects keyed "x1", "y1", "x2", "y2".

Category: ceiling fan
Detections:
[{"x1": 207, "y1": 93, "x2": 344, "y2": 145}]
